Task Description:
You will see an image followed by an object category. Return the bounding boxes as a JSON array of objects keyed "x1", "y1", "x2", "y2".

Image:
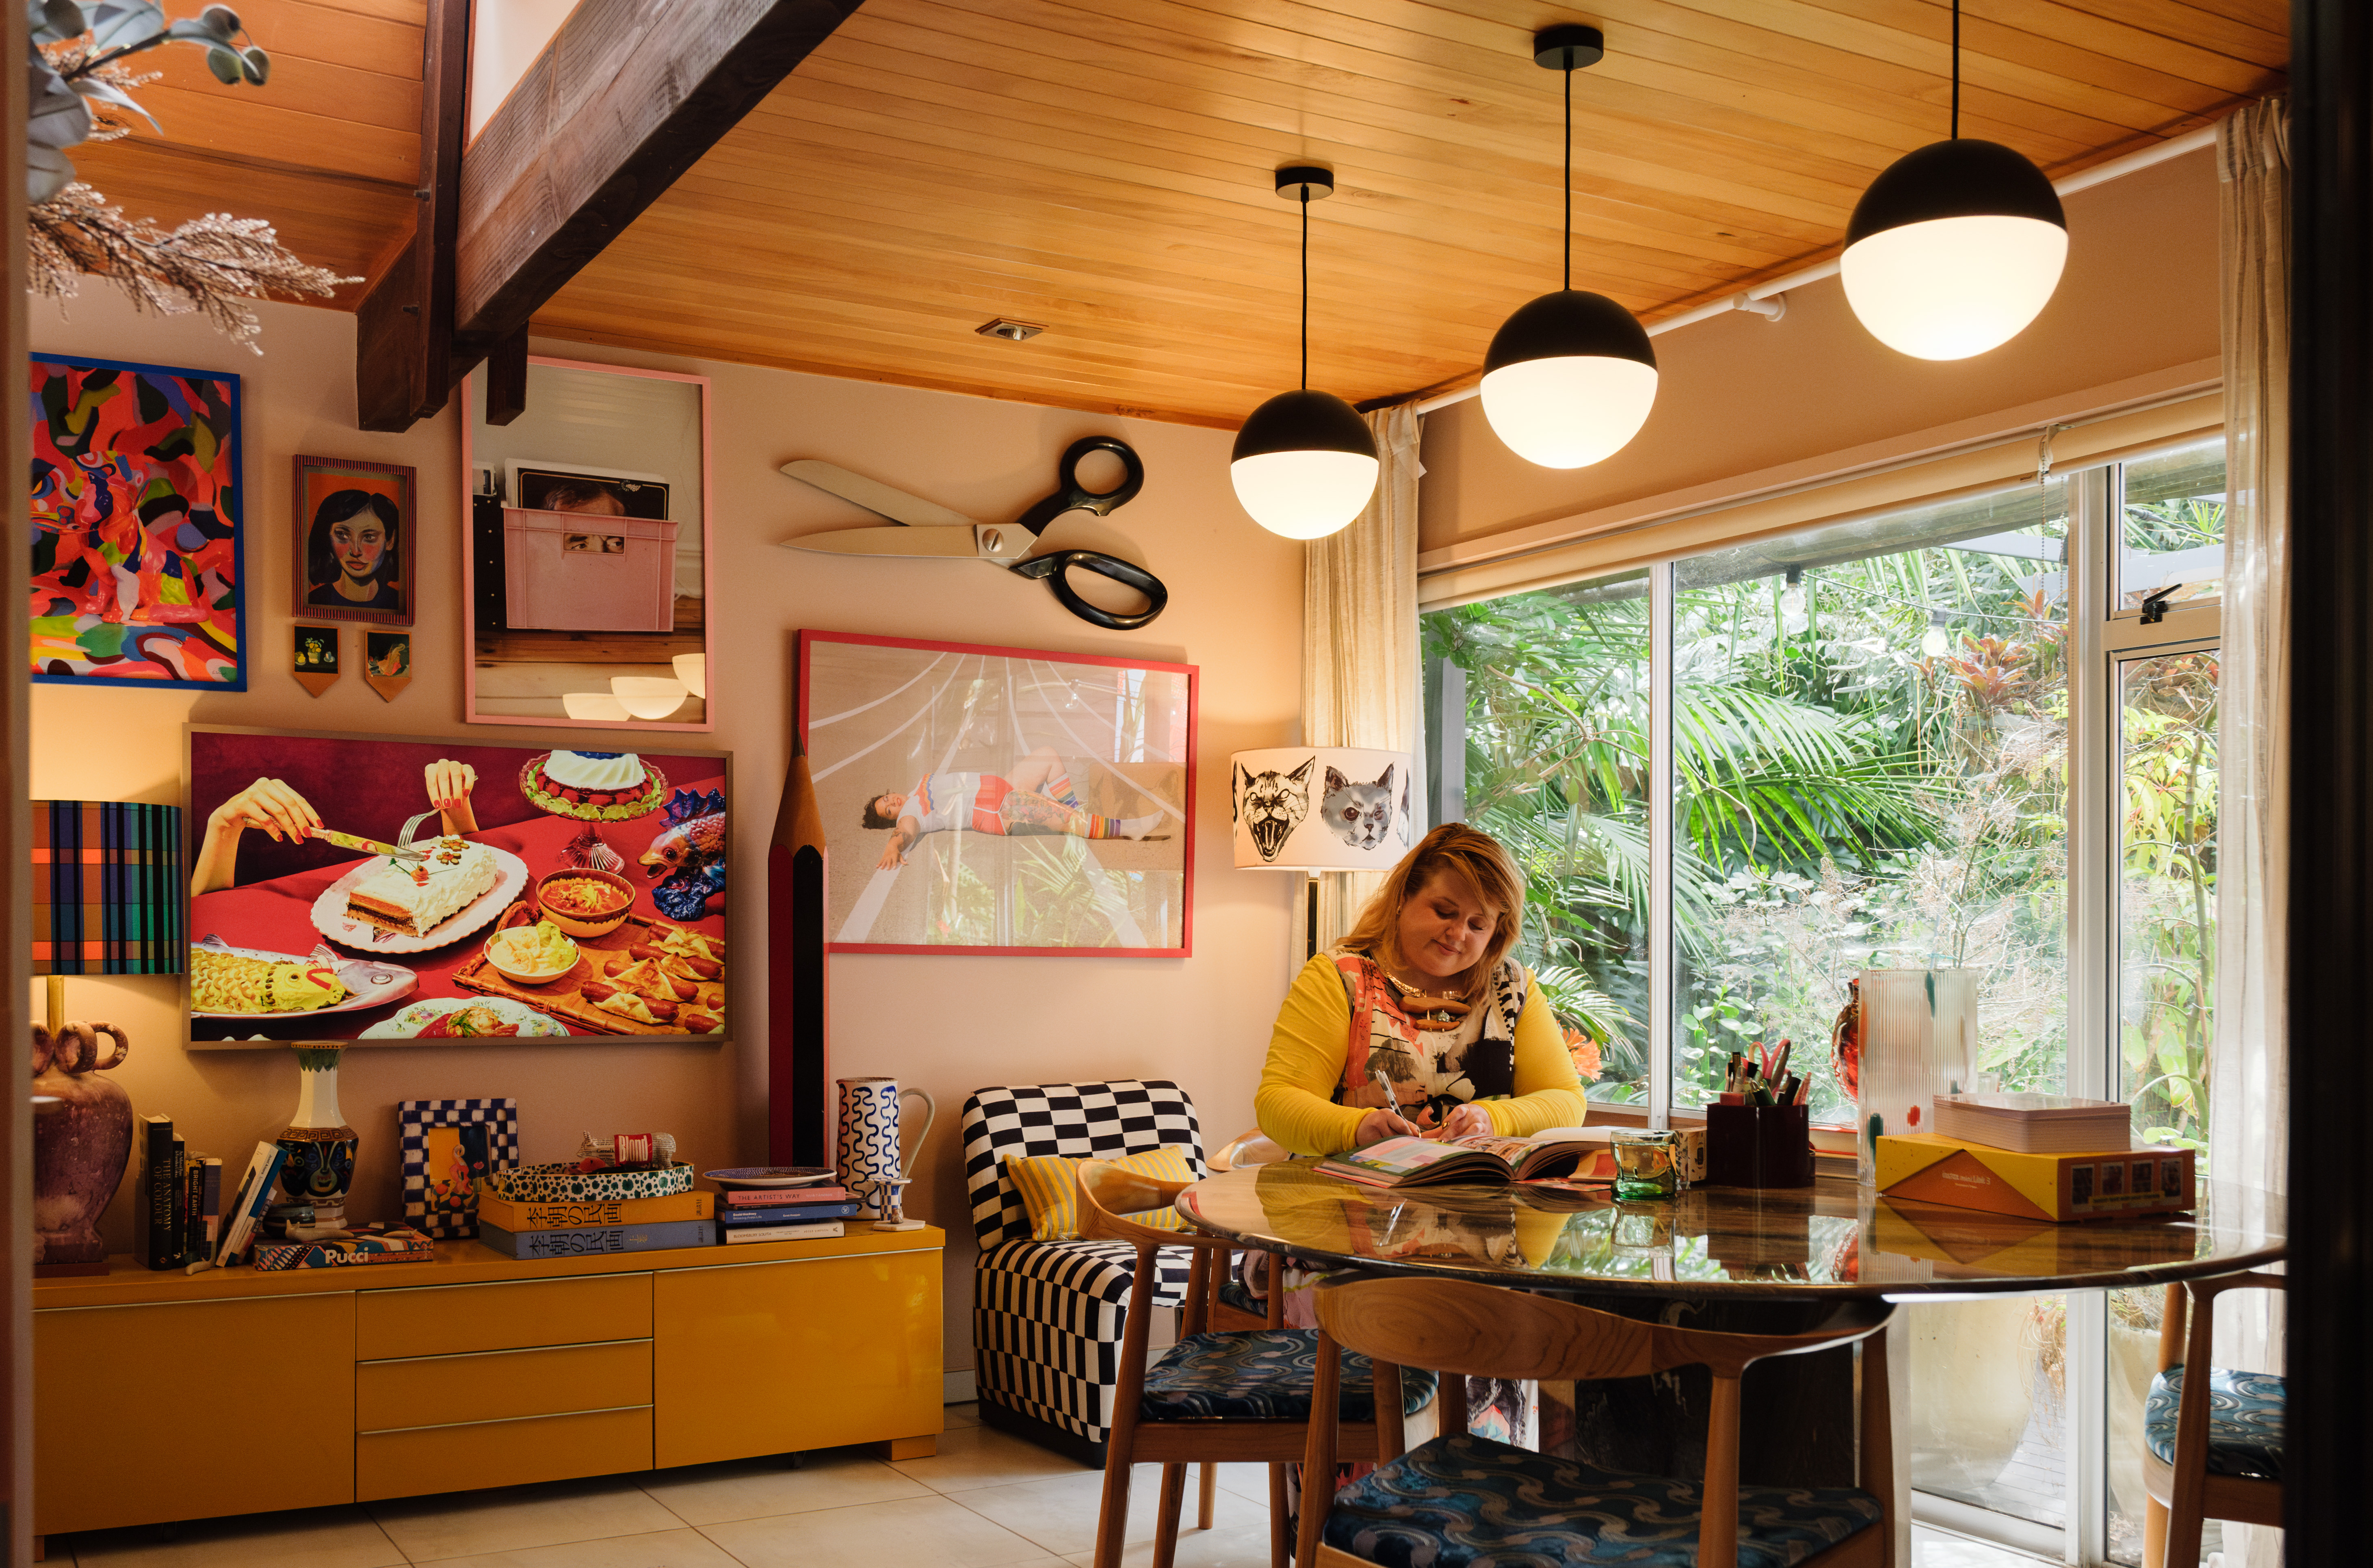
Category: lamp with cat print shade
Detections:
[{"x1": 1228, "y1": 747, "x2": 1415, "y2": 871}]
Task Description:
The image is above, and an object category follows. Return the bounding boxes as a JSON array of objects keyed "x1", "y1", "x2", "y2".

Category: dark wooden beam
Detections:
[
  {"x1": 2288, "y1": 1, "x2": 2372, "y2": 1561},
  {"x1": 484, "y1": 326, "x2": 530, "y2": 426},
  {"x1": 353, "y1": 0, "x2": 469, "y2": 433},
  {"x1": 453, "y1": 0, "x2": 861, "y2": 351}
]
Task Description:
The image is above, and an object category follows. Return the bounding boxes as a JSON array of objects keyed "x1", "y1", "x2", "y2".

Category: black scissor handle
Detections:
[
  {"x1": 1009, "y1": 550, "x2": 1168, "y2": 632},
  {"x1": 1012, "y1": 437, "x2": 1145, "y2": 537}
]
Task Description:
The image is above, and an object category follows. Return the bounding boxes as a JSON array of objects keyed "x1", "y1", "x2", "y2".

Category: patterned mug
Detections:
[{"x1": 837, "y1": 1077, "x2": 935, "y2": 1216}]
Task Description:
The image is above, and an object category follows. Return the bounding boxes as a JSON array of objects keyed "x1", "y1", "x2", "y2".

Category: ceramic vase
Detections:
[
  {"x1": 836, "y1": 1077, "x2": 935, "y2": 1218},
  {"x1": 30, "y1": 1018, "x2": 135, "y2": 1269},
  {"x1": 277, "y1": 1047, "x2": 360, "y2": 1230},
  {"x1": 1854, "y1": 967, "x2": 1979, "y2": 1184}
]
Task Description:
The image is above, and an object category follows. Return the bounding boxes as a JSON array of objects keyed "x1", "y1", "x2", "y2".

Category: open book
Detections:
[{"x1": 1317, "y1": 1132, "x2": 1605, "y2": 1189}]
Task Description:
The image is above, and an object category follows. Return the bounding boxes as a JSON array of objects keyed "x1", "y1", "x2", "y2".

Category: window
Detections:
[{"x1": 1425, "y1": 436, "x2": 2225, "y2": 1567}]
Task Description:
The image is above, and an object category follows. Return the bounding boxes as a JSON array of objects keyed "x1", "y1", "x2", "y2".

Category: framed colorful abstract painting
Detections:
[
  {"x1": 796, "y1": 630, "x2": 1195, "y2": 957},
  {"x1": 29, "y1": 354, "x2": 246, "y2": 689}
]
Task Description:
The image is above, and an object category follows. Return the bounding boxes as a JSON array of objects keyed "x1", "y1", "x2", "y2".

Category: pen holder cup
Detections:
[{"x1": 1705, "y1": 1102, "x2": 1814, "y2": 1189}]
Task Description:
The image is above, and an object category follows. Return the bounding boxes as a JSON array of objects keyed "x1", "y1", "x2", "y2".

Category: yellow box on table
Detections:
[{"x1": 1875, "y1": 1132, "x2": 2195, "y2": 1222}]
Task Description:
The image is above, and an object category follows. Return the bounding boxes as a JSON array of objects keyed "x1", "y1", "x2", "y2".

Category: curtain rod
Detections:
[{"x1": 1412, "y1": 125, "x2": 2220, "y2": 416}]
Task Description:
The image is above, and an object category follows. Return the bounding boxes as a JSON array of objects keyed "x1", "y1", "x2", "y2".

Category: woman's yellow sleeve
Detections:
[
  {"x1": 1480, "y1": 972, "x2": 1591, "y2": 1137},
  {"x1": 1254, "y1": 955, "x2": 1368, "y2": 1157}
]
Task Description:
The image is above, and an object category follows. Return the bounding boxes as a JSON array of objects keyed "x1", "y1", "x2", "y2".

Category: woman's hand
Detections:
[
  {"x1": 425, "y1": 759, "x2": 479, "y2": 836},
  {"x1": 1434, "y1": 1103, "x2": 1494, "y2": 1141},
  {"x1": 1353, "y1": 1107, "x2": 1423, "y2": 1146},
  {"x1": 191, "y1": 776, "x2": 321, "y2": 895}
]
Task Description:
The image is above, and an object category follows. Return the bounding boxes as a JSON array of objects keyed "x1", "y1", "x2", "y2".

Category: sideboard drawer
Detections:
[
  {"x1": 357, "y1": 1271, "x2": 651, "y2": 1360},
  {"x1": 357, "y1": 1339, "x2": 652, "y2": 1433},
  {"x1": 356, "y1": 1405, "x2": 650, "y2": 1501}
]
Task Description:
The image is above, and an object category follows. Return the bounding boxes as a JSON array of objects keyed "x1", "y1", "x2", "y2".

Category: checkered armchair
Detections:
[{"x1": 964, "y1": 1079, "x2": 1205, "y2": 1464}]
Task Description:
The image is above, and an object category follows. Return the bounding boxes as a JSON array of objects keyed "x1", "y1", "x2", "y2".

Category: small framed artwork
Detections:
[
  {"x1": 400, "y1": 1098, "x2": 518, "y2": 1238},
  {"x1": 30, "y1": 353, "x2": 246, "y2": 689},
  {"x1": 291, "y1": 625, "x2": 339, "y2": 696},
  {"x1": 292, "y1": 454, "x2": 414, "y2": 626},
  {"x1": 797, "y1": 629, "x2": 1196, "y2": 956},
  {"x1": 365, "y1": 630, "x2": 411, "y2": 678}
]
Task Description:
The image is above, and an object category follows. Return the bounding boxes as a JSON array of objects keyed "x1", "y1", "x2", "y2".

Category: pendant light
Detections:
[
  {"x1": 1480, "y1": 26, "x2": 1658, "y2": 471},
  {"x1": 1841, "y1": 0, "x2": 2067, "y2": 360},
  {"x1": 1230, "y1": 166, "x2": 1379, "y2": 540}
]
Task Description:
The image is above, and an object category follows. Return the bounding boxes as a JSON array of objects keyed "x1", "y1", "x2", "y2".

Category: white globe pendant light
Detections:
[
  {"x1": 1230, "y1": 167, "x2": 1379, "y2": 540},
  {"x1": 1481, "y1": 26, "x2": 1658, "y2": 471},
  {"x1": 1841, "y1": 0, "x2": 2067, "y2": 360}
]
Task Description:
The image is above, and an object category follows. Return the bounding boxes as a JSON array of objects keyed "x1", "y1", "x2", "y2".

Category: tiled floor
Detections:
[
  {"x1": 47, "y1": 1405, "x2": 2063, "y2": 1568},
  {"x1": 47, "y1": 1406, "x2": 1279, "y2": 1568}
]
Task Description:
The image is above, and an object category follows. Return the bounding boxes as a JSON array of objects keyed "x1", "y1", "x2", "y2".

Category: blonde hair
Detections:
[{"x1": 1339, "y1": 823, "x2": 1524, "y2": 999}]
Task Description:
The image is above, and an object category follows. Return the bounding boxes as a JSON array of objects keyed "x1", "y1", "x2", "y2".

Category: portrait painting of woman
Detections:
[{"x1": 290, "y1": 455, "x2": 415, "y2": 626}]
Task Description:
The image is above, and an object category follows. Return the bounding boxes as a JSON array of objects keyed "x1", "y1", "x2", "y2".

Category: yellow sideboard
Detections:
[{"x1": 32, "y1": 1226, "x2": 944, "y2": 1540}]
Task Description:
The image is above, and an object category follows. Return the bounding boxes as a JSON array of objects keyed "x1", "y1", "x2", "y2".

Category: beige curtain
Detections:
[
  {"x1": 2209, "y1": 95, "x2": 2286, "y2": 1568},
  {"x1": 1303, "y1": 403, "x2": 1424, "y2": 949}
]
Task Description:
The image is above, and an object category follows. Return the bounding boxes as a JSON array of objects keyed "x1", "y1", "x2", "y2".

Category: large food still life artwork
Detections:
[
  {"x1": 185, "y1": 728, "x2": 729, "y2": 1043},
  {"x1": 797, "y1": 631, "x2": 1194, "y2": 956},
  {"x1": 30, "y1": 354, "x2": 245, "y2": 689}
]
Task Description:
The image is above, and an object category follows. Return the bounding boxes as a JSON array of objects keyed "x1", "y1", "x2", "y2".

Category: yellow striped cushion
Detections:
[{"x1": 1006, "y1": 1144, "x2": 1196, "y2": 1241}]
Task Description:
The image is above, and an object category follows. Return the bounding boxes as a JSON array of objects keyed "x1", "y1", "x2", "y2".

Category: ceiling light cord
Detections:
[
  {"x1": 1298, "y1": 184, "x2": 1310, "y2": 391},
  {"x1": 1563, "y1": 58, "x2": 1572, "y2": 290},
  {"x1": 1951, "y1": 0, "x2": 1961, "y2": 140}
]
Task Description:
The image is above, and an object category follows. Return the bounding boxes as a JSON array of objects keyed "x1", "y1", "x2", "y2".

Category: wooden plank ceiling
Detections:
[
  {"x1": 65, "y1": 0, "x2": 424, "y2": 306},
  {"x1": 66, "y1": 2, "x2": 2284, "y2": 428},
  {"x1": 533, "y1": 0, "x2": 2286, "y2": 427}
]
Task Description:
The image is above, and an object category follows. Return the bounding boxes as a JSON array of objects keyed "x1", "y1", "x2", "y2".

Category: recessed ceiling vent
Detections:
[{"x1": 976, "y1": 318, "x2": 1045, "y2": 342}]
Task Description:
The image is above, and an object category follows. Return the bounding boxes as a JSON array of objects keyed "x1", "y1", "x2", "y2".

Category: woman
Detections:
[
  {"x1": 305, "y1": 489, "x2": 402, "y2": 611},
  {"x1": 1256, "y1": 823, "x2": 1587, "y2": 1155}
]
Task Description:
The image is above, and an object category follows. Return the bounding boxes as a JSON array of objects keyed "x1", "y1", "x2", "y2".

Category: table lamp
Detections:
[{"x1": 30, "y1": 801, "x2": 184, "y2": 1276}]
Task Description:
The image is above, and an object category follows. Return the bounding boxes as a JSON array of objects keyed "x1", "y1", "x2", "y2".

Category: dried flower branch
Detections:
[{"x1": 29, "y1": 182, "x2": 359, "y2": 353}]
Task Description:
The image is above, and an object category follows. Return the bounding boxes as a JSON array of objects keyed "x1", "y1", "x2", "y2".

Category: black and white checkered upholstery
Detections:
[{"x1": 963, "y1": 1080, "x2": 1205, "y2": 1458}]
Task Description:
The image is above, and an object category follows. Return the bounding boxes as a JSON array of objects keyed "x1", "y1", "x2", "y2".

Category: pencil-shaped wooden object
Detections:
[{"x1": 769, "y1": 733, "x2": 831, "y2": 1167}]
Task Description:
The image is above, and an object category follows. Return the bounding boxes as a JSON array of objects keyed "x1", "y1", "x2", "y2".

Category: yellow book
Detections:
[{"x1": 475, "y1": 1189, "x2": 715, "y2": 1232}]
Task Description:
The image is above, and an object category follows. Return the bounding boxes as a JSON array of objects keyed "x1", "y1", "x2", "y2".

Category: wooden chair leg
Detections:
[
  {"x1": 1374, "y1": 1359, "x2": 1407, "y2": 1461},
  {"x1": 1094, "y1": 1243, "x2": 1159, "y2": 1568},
  {"x1": 1299, "y1": 1328, "x2": 1345, "y2": 1568},
  {"x1": 2162, "y1": 1282, "x2": 2217, "y2": 1568},
  {"x1": 1696, "y1": 1372, "x2": 1743, "y2": 1568},
  {"x1": 1859, "y1": 1327, "x2": 1895, "y2": 1568},
  {"x1": 2145, "y1": 1284, "x2": 2187, "y2": 1568},
  {"x1": 1199, "y1": 1459, "x2": 1218, "y2": 1529},
  {"x1": 1440, "y1": 1369, "x2": 1469, "y2": 1438},
  {"x1": 1268, "y1": 1462, "x2": 1289, "y2": 1568},
  {"x1": 1152, "y1": 1462, "x2": 1188, "y2": 1568}
]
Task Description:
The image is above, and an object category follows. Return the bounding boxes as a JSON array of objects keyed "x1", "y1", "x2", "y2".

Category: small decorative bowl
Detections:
[
  {"x1": 481, "y1": 1161, "x2": 696, "y2": 1204},
  {"x1": 482, "y1": 925, "x2": 580, "y2": 987},
  {"x1": 533, "y1": 868, "x2": 636, "y2": 938}
]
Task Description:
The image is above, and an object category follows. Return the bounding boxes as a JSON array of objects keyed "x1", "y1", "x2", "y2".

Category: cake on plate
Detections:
[
  {"x1": 522, "y1": 750, "x2": 666, "y2": 819},
  {"x1": 346, "y1": 836, "x2": 500, "y2": 937}
]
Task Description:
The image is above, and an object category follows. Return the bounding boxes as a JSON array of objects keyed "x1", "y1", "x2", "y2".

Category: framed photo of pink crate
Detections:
[{"x1": 797, "y1": 630, "x2": 1195, "y2": 957}]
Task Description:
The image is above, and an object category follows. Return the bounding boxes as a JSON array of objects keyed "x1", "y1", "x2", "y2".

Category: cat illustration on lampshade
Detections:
[{"x1": 1229, "y1": 747, "x2": 1415, "y2": 870}]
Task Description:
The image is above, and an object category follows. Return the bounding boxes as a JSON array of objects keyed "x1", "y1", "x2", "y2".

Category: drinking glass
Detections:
[{"x1": 1611, "y1": 1128, "x2": 1682, "y2": 1200}]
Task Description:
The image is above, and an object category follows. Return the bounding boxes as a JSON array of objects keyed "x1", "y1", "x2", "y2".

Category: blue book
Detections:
[
  {"x1": 720, "y1": 1201, "x2": 864, "y2": 1225},
  {"x1": 477, "y1": 1219, "x2": 715, "y2": 1259}
]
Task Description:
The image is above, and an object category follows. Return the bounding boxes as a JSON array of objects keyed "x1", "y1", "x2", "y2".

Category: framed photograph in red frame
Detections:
[{"x1": 797, "y1": 630, "x2": 1195, "y2": 957}]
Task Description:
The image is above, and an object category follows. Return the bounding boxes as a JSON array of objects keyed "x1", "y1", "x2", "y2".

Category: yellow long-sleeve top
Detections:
[{"x1": 1256, "y1": 951, "x2": 1589, "y2": 1156}]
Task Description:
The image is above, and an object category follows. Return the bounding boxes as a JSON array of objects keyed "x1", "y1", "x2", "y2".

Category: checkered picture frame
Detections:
[
  {"x1": 399, "y1": 1098, "x2": 519, "y2": 1239},
  {"x1": 962, "y1": 1080, "x2": 1204, "y2": 1455}
]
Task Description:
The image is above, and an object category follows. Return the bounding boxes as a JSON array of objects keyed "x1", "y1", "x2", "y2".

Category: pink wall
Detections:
[
  {"x1": 1420, "y1": 148, "x2": 2222, "y2": 554},
  {"x1": 27, "y1": 293, "x2": 1304, "y2": 1379}
]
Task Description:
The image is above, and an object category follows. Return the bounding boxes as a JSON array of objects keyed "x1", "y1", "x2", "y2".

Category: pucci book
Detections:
[
  {"x1": 1929, "y1": 1094, "x2": 2136, "y2": 1154},
  {"x1": 251, "y1": 1223, "x2": 436, "y2": 1270},
  {"x1": 476, "y1": 1219, "x2": 716, "y2": 1259},
  {"x1": 719, "y1": 1201, "x2": 865, "y2": 1226},
  {"x1": 1316, "y1": 1132, "x2": 1600, "y2": 1189},
  {"x1": 723, "y1": 1220, "x2": 846, "y2": 1244},
  {"x1": 475, "y1": 1190, "x2": 715, "y2": 1233}
]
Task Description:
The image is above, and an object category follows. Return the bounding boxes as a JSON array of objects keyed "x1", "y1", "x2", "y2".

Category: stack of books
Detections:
[
  {"x1": 475, "y1": 1188, "x2": 717, "y2": 1259},
  {"x1": 719, "y1": 1184, "x2": 864, "y2": 1244},
  {"x1": 133, "y1": 1114, "x2": 225, "y2": 1271}
]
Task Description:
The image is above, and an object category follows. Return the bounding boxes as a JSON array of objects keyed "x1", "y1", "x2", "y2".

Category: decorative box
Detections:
[
  {"x1": 1875, "y1": 1133, "x2": 2195, "y2": 1223},
  {"x1": 502, "y1": 506, "x2": 678, "y2": 632},
  {"x1": 1869, "y1": 1198, "x2": 2198, "y2": 1278},
  {"x1": 250, "y1": 1222, "x2": 436, "y2": 1271},
  {"x1": 480, "y1": 1161, "x2": 696, "y2": 1205}
]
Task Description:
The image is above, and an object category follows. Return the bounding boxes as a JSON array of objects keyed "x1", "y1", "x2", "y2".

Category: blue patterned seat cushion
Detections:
[
  {"x1": 2145, "y1": 1366, "x2": 2285, "y2": 1481},
  {"x1": 1141, "y1": 1329, "x2": 1438, "y2": 1423},
  {"x1": 1322, "y1": 1432, "x2": 1882, "y2": 1568}
]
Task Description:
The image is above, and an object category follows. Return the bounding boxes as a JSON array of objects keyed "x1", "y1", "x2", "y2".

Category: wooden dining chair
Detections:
[
  {"x1": 1203, "y1": 1128, "x2": 1289, "y2": 1335},
  {"x1": 1299, "y1": 1274, "x2": 1897, "y2": 1568},
  {"x1": 2143, "y1": 1272, "x2": 2285, "y2": 1568},
  {"x1": 1077, "y1": 1160, "x2": 1437, "y2": 1568}
]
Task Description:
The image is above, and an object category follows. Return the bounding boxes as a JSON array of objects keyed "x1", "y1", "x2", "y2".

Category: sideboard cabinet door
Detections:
[
  {"x1": 34, "y1": 1292, "x2": 357, "y2": 1536},
  {"x1": 653, "y1": 1248, "x2": 942, "y2": 1467}
]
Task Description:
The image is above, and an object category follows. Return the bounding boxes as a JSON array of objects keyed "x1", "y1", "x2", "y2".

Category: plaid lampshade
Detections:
[{"x1": 32, "y1": 801, "x2": 185, "y2": 975}]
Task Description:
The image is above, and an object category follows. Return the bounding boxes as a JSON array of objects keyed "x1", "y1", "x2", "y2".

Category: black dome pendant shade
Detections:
[
  {"x1": 1479, "y1": 25, "x2": 1660, "y2": 470},
  {"x1": 1846, "y1": 138, "x2": 2065, "y2": 245},
  {"x1": 1228, "y1": 165, "x2": 1379, "y2": 539}
]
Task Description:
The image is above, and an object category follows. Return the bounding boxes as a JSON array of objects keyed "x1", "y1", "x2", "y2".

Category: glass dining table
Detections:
[{"x1": 1177, "y1": 1161, "x2": 2285, "y2": 1560}]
